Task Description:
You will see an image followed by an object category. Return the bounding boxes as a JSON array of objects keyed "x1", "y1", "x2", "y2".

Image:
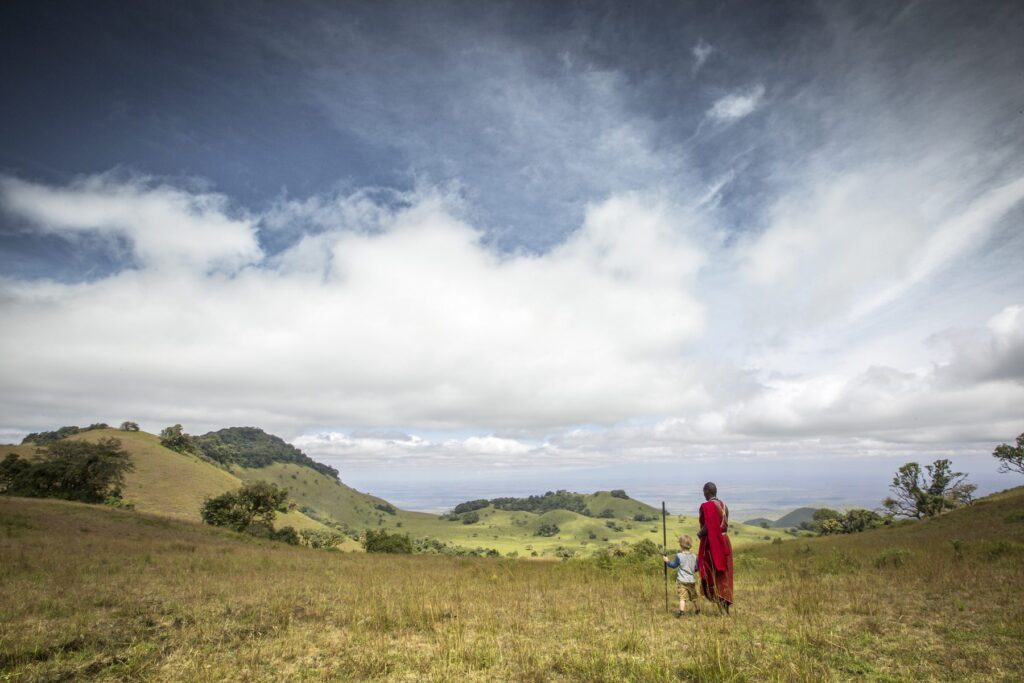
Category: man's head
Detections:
[{"x1": 703, "y1": 482, "x2": 717, "y2": 500}]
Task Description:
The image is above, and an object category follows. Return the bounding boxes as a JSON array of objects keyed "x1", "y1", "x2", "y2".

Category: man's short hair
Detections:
[{"x1": 703, "y1": 481, "x2": 717, "y2": 497}]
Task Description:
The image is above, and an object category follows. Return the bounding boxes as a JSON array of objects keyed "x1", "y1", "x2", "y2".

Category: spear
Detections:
[{"x1": 662, "y1": 501, "x2": 669, "y2": 612}]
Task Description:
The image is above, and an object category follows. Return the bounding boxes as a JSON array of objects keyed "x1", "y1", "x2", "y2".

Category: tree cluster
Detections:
[
  {"x1": 535, "y1": 523, "x2": 560, "y2": 537},
  {"x1": 810, "y1": 508, "x2": 888, "y2": 535},
  {"x1": 193, "y1": 427, "x2": 339, "y2": 479},
  {"x1": 21, "y1": 424, "x2": 109, "y2": 446},
  {"x1": 1, "y1": 438, "x2": 132, "y2": 504}
]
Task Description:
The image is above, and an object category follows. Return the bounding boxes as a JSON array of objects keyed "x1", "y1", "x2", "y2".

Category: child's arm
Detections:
[{"x1": 664, "y1": 553, "x2": 680, "y2": 569}]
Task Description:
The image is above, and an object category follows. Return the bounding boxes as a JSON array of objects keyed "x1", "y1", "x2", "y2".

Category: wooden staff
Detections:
[{"x1": 662, "y1": 501, "x2": 669, "y2": 611}]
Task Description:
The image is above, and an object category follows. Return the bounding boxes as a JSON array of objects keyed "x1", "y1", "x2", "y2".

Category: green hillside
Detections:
[
  {"x1": 195, "y1": 426, "x2": 339, "y2": 479},
  {"x1": 2, "y1": 486, "x2": 1021, "y2": 681},
  {"x1": 745, "y1": 506, "x2": 821, "y2": 528},
  {"x1": 4, "y1": 429, "x2": 328, "y2": 534}
]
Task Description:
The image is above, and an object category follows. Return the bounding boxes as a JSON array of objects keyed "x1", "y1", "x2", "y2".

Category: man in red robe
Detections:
[{"x1": 697, "y1": 481, "x2": 734, "y2": 614}]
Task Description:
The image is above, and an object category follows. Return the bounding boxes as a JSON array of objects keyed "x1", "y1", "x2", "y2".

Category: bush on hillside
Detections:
[
  {"x1": 0, "y1": 438, "x2": 133, "y2": 504},
  {"x1": 160, "y1": 424, "x2": 197, "y2": 455},
  {"x1": 200, "y1": 481, "x2": 289, "y2": 533},
  {"x1": 363, "y1": 528, "x2": 413, "y2": 553},
  {"x1": 535, "y1": 523, "x2": 560, "y2": 537},
  {"x1": 610, "y1": 490, "x2": 629, "y2": 499},
  {"x1": 461, "y1": 511, "x2": 480, "y2": 524},
  {"x1": 629, "y1": 539, "x2": 661, "y2": 557},
  {"x1": 119, "y1": 421, "x2": 140, "y2": 432},
  {"x1": 597, "y1": 508, "x2": 615, "y2": 518},
  {"x1": 21, "y1": 424, "x2": 109, "y2": 446},
  {"x1": 374, "y1": 502, "x2": 397, "y2": 515}
]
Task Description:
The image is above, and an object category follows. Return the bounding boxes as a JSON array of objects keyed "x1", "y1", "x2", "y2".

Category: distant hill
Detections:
[
  {"x1": 744, "y1": 506, "x2": 820, "y2": 528},
  {"x1": 194, "y1": 427, "x2": 339, "y2": 479},
  {"x1": 448, "y1": 490, "x2": 663, "y2": 520}
]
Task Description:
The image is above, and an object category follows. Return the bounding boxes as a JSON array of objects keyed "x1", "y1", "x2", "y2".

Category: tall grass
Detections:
[{"x1": 2, "y1": 488, "x2": 1023, "y2": 681}]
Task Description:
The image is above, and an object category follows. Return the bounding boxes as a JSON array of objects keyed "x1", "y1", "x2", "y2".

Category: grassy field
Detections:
[{"x1": 2, "y1": 486, "x2": 1021, "y2": 681}]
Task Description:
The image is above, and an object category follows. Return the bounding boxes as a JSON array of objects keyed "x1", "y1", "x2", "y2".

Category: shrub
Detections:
[
  {"x1": 629, "y1": 539, "x2": 660, "y2": 558},
  {"x1": 610, "y1": 489, "x2": 629, "y2": 499},
  {"x1": 875, "y1": 548, "x2": 911, "y2": 569},
  {"x1": 598, "y1": 508, "x2": 616, "y2": 519},
  {"x1": 0, "y1": 438, "x2": 133, "y2": 504},
  {"x1": 363, "y1": 529, "x2": 413, "y2": 553},
  {"x1": 119, "y1": 421, "x2": 140, "y2": 432},
  {"x1": 535, "y1": 523, "x2": 559, "y2": 537},
  {"x1": 374, "y1": 503, "x2": 397, "y2": 515},
  {"x1": 300, "y1": 529, "x2": 346, "y2": 549},
  {"x1": 160, "y1": 424, "x2": 197, "y2": 455},
  {"x1": 201, "y1": 482, "x2": 289, "y2": 533},
  {"x1": 461, "y1": 511, "x2": 480, "y2": 524}
]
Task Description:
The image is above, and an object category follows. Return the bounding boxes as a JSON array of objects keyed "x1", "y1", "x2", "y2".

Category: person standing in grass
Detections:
[
  {"x1": 697, "y1": 481, "x2": 734, "y2": 615},
  {"x1": 663, "y1": 534, "x2": 700, "y2": 617}
]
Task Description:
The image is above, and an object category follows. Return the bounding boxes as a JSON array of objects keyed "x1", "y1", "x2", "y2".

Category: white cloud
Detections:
[
  {"x1": 691, "y1": 38, "x2": 712, "y2": 74},
  {"x1": 0, "y1": 180, "x2": 708, "y2": 434},
  {"x1": 706, "y1": 84, "x2": 764, "y2": 122},
  {"x1": 0, "y1": 175, "x2": 262, "y2": 272}
]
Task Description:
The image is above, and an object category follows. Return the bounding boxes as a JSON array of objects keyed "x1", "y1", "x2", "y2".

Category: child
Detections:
[{"x1": 663, "y1": 534, "x2": 700, "y2": 617}]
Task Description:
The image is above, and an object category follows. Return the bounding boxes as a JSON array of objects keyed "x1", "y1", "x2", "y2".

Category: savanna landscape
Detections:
[
  {"x1": 3, "y1": 1, "x2": 1024, "y2": 682},
  {"x1": 2, "y1": 426, "x2": 1023, "y2": 681}
]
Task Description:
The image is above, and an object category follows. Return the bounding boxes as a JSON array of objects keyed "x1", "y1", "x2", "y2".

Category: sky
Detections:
[{"x1": 1, "y1": 0, "x2": 1022, "y2": 512}]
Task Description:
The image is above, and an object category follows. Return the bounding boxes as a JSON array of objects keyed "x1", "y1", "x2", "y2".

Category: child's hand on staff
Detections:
[{"x1": 662, "y1": 555, "x2": 668, "y2": 562}]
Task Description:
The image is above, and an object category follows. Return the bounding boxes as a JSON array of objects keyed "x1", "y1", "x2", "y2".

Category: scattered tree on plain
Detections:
[
  {"x1": 119, "y1": 421, "x2": 140, "y2": 432},
  {"x1": 993, "y1": 432, "x2": 1024, "y2": 475},
  {"x1": 883, "y1": 459, "x2": 972, "y2": 518},
  {"x1": 0, "y1": 438, "x2": 132, "y2": 504}
]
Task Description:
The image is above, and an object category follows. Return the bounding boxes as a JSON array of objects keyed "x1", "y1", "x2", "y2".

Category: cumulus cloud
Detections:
[
  {"x1": 705, "y1": 84, "x2": 764, "y2": 122},
  {"x1": 0, "y1": 179, "x2": 708, "y2": 434}
]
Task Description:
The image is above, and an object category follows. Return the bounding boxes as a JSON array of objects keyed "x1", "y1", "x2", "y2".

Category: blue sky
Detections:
[{"x1": 1, "y1": 1, "x2": 1022, "y2": 508}]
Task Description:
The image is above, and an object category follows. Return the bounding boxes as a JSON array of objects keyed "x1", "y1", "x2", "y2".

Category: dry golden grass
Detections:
[{"x1": 2, "y1": 486, "x2": 1023, "y2": 682}]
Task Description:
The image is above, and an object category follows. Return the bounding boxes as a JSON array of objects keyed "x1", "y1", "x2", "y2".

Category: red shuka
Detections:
[{"x1": 698, "y1": 498, "x2": 734, "y2": 605}]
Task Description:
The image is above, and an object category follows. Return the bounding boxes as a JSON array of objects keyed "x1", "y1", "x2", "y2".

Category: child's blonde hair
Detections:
[{"x1": 678, "y1": 534, "x2": 692, "y2": 550}]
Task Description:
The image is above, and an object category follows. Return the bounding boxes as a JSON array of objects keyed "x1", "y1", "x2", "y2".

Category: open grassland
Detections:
[{"x1": 3, "y1": 488, "x2": 1022, "y2": 681}]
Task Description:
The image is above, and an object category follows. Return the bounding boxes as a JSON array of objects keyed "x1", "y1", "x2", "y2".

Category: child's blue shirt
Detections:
[{"x1": 666, "y1": 551, "x2": 697, "y2": 583}]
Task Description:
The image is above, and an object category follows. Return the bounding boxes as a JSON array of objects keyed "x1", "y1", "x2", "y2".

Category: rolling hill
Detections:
[
  {"x1": 744, "y1": 506, "x2": 820, "y2": 528},
  {"x1": 3, "y1": 426, "x2": 791, "y2": 555}
]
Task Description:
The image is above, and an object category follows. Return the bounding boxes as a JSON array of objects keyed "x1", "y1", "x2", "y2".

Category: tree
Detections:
[
  {"x1": 461, "y1": 511, "x2": 480, "y2": 524},
  {"x1": 993, "y1": 432, "x2": 1024, "y2": 475},
  {"x1": 119, "y1": 421, "x2": 140, "y2": 432},
  {"x1": 200, "y1": 481, "x2": 289, "y2": 533},
  {"x1": 362, "y1": 529, "x2": 413, "y2": 553},
  {"x1": 0, "y1": 438, "x2": 132, "y2": 503},
  {"x1": 883, "y1": 459, "x2": 968, "y2": 519},
  {"x1": 610, "y1": 489, "x2": 629, "y2": 499},
  {"x1": 535, "y1": 523, "x2": 560, "y2": 537},
  {"x1": 160, "y1": 424, "x2": 195, "y2": 454}
]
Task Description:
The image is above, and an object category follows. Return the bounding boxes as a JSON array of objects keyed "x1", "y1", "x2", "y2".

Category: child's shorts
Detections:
[{"x1": 677, "y1": 582, "x2": 698, "y2": 601}]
